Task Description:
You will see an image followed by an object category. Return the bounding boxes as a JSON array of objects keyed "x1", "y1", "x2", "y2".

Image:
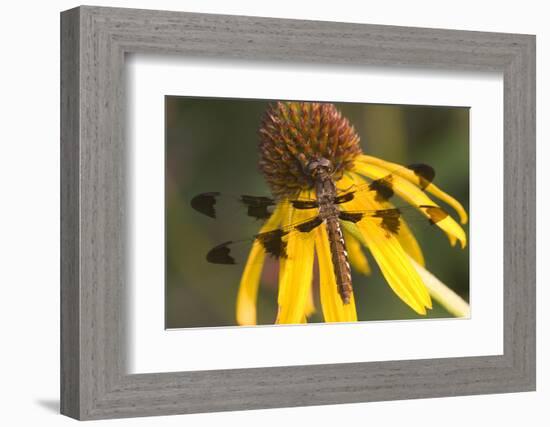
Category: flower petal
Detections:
[
  {"x1": 339, "y1": 175, "x2": 432, "y2": 314},
  {"x1": 343, "y1": 228, "x2": 371, "y2": 275},
  {"x1": 339, "y1": 175, "x2": 425, "y2": 266},
  {"x1": 316, "y1": 224, "x2": 358, "y2": 322},
  {"x1": 304, "y1": 287, "x2": 316, "y2": 319},
  {"x1": 352, "y1": 161, "x2": 467, "y2": 249},
  {"x1": 236, "y1": 203, "x2": 285, "y2": 325},
  {"x1": 276, "y1": 200, "x2": 316, "y2": 324},
  {"x1": 357, "y1": 154, "x2": 468, "y2": 224},
  {"x1": 236, "y1": 242, "x2": 265, "y2": 326},
  {"x1": 395, "y1": 216, "x2": 425, "y2": 266}
]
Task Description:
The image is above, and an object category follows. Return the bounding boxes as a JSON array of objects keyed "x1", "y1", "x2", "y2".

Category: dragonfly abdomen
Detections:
[
  {"x1": 314, "y1": 170, "x2": 353, "y2": 305},
  {"x1": 326, "y1": 216, "x2": 353, "y2": 305}
]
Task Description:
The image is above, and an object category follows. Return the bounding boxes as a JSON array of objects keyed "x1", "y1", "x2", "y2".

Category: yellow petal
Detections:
[
  {"x1": 316, "y1": 224, "x2": 358, "y2": 322},
  {"x1": 236, "y1": 203, "x2": 285, "y2": 325},
  {"x1": 236, "y1": 242, "x2": 265, "y2": 326},
  {"x1": 304, "y1": 287, "x2": 316, "y2": 318},
  {"x1": 276, "y1": 197, "x2": 316, "y2": 325},
  {"x1": 359, "y1": 219, "x2": 432, "y2": 314},
  {"x1": 357, "y1": 154, "x2": 468, "y2": 224},
  {"x1": 352, "y1": 161, "x2": 467, "y2": 249},
  {"x1": 343, "y1": 228, "x2": 371, "y2": 275},
  {"x1": 339, "y1": 175, "x2": 424, "y2": 266},
  {"x1": 395, "y1": 216, "x2": 425, "y2": 266},
  {"x1": 339, "y1": 175, "x2": 432, "y2": 314}
]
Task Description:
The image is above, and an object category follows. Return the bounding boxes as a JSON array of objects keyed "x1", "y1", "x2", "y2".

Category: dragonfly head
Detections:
[{"x1": 305, "y1": 157, "x2": 334, "y2": 179}]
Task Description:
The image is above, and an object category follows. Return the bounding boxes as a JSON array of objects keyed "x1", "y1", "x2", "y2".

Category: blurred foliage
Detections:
[{"x1": 165, "y1": 97, "x2": 469, "y2": 329}]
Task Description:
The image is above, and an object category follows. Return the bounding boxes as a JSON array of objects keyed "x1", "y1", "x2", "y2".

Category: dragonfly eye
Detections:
[{"x1": 306, "y1": 157, "x2": 333, "y2": 176}]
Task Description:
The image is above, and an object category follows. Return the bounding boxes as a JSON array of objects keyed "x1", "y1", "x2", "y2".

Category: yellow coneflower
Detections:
[{"x1": 236, "y1": 101, "x2": 468, "y2": 326}]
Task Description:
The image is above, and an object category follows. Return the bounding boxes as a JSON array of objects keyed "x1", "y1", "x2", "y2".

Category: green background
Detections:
[{"x1": 165, "y1": 97, "x2": 469, "y2": 329}]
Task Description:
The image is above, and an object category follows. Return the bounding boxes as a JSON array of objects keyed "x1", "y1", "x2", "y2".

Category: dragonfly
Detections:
[{"x1": 190, "y1": 157, "x2": 449, "y2": 305}]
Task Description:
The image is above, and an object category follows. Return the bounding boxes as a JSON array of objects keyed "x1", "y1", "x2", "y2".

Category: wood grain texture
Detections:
[
  {"x1": 60, "y1": 5, "x2": 536, "y2": 420},
  {"x1": 60, "y1": 7, "x2": 80, "y2": 419}
]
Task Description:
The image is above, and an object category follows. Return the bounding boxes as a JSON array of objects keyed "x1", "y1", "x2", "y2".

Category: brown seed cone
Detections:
[{"x1": 258, "y1": 101, "x2": 363, "y2": 199}]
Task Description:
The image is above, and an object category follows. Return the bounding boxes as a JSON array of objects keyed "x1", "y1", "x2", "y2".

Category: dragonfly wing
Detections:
[
  {"x1": 191, "y1": 191, "x2": 322, "y2": 265},
  {"x1": 334, "y1": 163, "x2": 436, "y2": 204},
  {"x1": 339, "y1": 205, "x2": 449, "y2": 236},
  {"x1": 191, "y1": 192, "x2": 319, "y2": 220},
  {"x1": 203, "y1": 214, "x2": 324, "y2": 265},
  {"x1": 290, "y1": 199, "x2": 319, "y2": 209},
  {"x1": 190, "y1": 191, "x2": 221, "y2": 218},
  {"x1": 191, "y1": 192, "x2": 277, "y2": 220},
  {"x1": 207, "y1": 241, "x2": 238, "y2": 264}
]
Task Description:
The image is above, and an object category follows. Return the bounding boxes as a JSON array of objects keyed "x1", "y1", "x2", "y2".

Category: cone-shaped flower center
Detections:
[{"x1": 259, "y1": 101, "x2": 362, "y2": 198}]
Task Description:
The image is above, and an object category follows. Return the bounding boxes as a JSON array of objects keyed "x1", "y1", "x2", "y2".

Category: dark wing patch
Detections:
[
  {"x1": 240, "y1": 195, "x2": 276, "y2": 220},
  {"x1": 333, "y1": 192, "x2": 355, "y2": 204},
  {"x1": 206, "y1": 241, "x2": 236, "y2": 264},
  {"x1": 256, "y1": 216, "x2": 322, "y2": 258},
  {"x1": 339, "y1": 211, "x2": 364, "y2": 223},
  {"x1": 372, "y1": 208, "x2": 402, "y2": 234},
  {"x1": 420, "y1": 205, "x2": 449, "y2": 224},
  {"x1": 190, "y1": 192, "x2": 220, "y2": 218},
  {"x1": 295, "y1": 216, "x2": 323, "y2": 232},
  {"x1": 408, "y1": 164, "x2": 435, "y2": 189},
  {"x1": 369, "y1": 175, "x2": 395, "y2": 202},
  {"x1": 291, "y1": 199, "x2": 319, "y2": 209},
  {"x1": 256, "y1": 229, "x2": 289, "y2": 259}
]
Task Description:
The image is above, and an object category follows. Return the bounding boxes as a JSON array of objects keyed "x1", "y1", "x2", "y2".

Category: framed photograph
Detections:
[
  {"x1": 165, "y1": 97, "x2": 470, "y2": 329},
  {"x1": 60, "y1": 5, "x2": 535, "y2": 420}
]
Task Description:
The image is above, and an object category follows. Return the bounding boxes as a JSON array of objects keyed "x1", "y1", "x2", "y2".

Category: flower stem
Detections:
[{"x1": 407, "y1": 256, "x2": 470, "y2": 318}]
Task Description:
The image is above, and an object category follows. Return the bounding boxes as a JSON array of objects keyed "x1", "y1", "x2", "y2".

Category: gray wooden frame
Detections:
[{"x1": 60, "y1": 5, "x2": 536, "y2": 420}]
